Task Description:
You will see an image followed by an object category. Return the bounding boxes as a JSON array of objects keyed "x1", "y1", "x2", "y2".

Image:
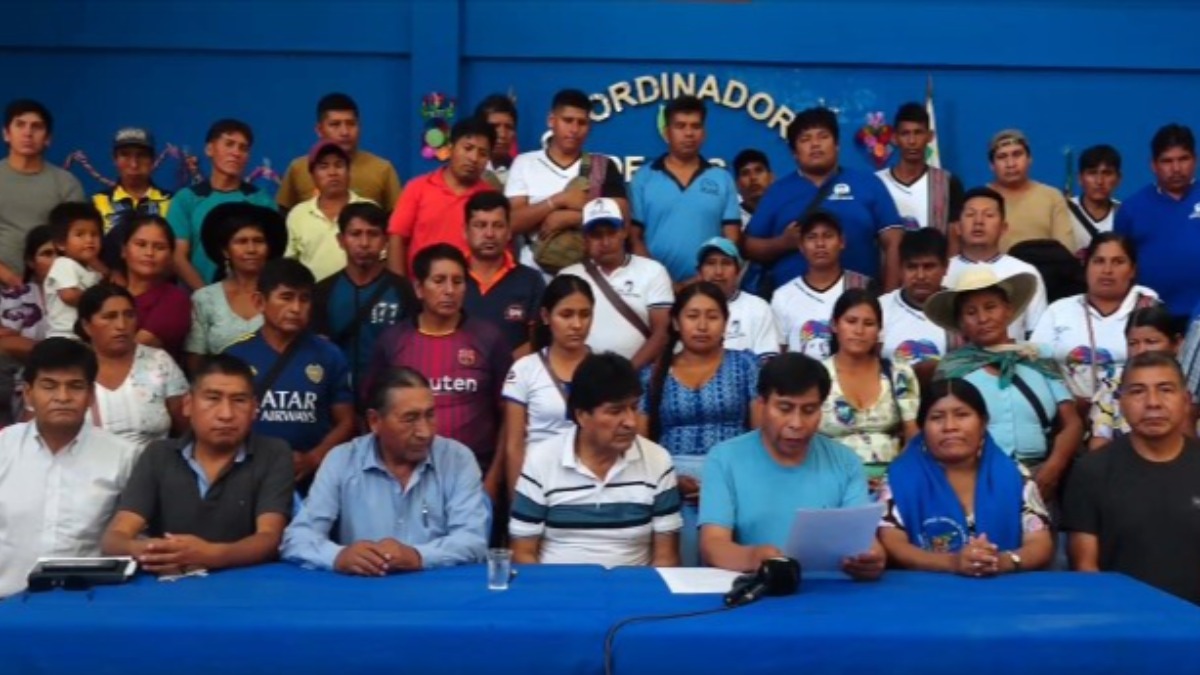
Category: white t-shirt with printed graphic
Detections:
[
  {"x1": 1029, "y1": 285, "x2": 1159, "y2": 399},
  {"x1": 559, "y1": 255, "x2": 674, "y2": 361},
  {"x1": 502, "y1": 350, "x2": 576, "y2": 448},
  {"x1": 771, "y1": 274, "x2": 854, "y2": 359},
  {"x1": 945, "y1": 254, "x2": 1048, "y2": 340},
  {"x1": 879, "y1": 288, "x2": 947, "y2": 365},
  {"x1": 726, "y1": 291, "x2": 780, "y2": 358}
]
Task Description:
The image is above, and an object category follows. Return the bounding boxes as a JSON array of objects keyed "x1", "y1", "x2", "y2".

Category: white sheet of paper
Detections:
[
  {"x1": 656, "y1": 567, "x2": 742, "y2": 594},
  {"x1": 784, "y1": 503, "x2": 885, "y2": 572}
]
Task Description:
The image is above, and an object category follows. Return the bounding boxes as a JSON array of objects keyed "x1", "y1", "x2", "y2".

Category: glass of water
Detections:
[{"x1": 487, "y1": 548, "x2": 513, "y2": 591}]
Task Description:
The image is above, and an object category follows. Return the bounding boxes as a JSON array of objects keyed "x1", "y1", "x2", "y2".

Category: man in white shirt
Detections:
[
  {"x1": 876, "y1": 103, "x2": 964, "y2": 250},
  {"x1": 559, "y1": 198, "x2": 672, "y2": 368},
  {"x1": 946, "y1": 187, "x2": 1048, "y2": 339},
  {"x1": 771, "y1": 211, "x2": 875, "y2": 358},
  {"x1": 505, "y1": 89, "x2": 628, "y2": 276},
  {"x1": 510, "y1": 352, "x2": 682, "y2": 567},
  {"x1": 1067, "y1": 145, "x2": 1122, "y2": 258},
  {"x1": 696, "y1": 236, "x2": 780, "y2": 359},
  {"x1": 0, "y1": 338, "x2": 139, "y2": 597},
  {"x1": 880, "y1": 228, "x2": 950, "y2": 383}
]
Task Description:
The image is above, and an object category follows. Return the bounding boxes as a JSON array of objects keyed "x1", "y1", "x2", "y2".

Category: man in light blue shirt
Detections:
[
  {"x1": 699, "y1": 353, "x2": 885, "y2": 578},
  {"x1": 281, "y1": 366, "x2": 489, "y2": 574},
  {"x1": 629, "y1": 95, "x2": 741, "y2": 284}
]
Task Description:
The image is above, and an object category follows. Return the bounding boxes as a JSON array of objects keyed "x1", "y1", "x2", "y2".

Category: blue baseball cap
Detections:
[{"x1": 696, "y1": 237, "x2": 742, "y2": 267}]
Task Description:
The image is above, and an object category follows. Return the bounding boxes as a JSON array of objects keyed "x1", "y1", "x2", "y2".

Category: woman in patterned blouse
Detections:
[
  {"x1": 818, "y1": 289, "x2": 920, "y2": 488},
  {"x1": 637, "y1": 282, "x2": 760, "y2": 566},
  {"x1": 878, "y1": 378, "x2": 1053, "y2": 575},
  {"x1": 76, "y1": 283, "x2": 187, "y2": 449}
]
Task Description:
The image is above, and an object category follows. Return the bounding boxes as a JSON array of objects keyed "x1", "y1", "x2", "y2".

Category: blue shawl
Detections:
[{"x1": 886, "y1": 433, "x2": 1024, "y2": 553}]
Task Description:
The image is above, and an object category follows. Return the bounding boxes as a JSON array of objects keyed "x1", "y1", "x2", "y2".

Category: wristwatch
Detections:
[{"x1": 1005, "y1": 551, "x2": 1023, "y2": 572}]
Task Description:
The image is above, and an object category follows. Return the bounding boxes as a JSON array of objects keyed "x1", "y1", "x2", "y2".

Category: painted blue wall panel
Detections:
[
  {"x1": 0, "y1": 0, "x2": 1197, "y2": 197},
  {"x1": 0, "y1": 0, "x2": 412, "y2": 55},
  {"x1": 0, "y1": 48, "x2": 410, "y2": 194},
  {"x1": 464, "y1": 59, "x2": 1197, "y2": 191},
  {"x1": 463, "y1": 0, "x2": 1200, "y2": 71}
]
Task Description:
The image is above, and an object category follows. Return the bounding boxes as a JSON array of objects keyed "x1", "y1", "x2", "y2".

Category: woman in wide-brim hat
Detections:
[
  {"x1": 928, "y1": 265, "x2": 1082, "y2": 503},
  {"x1": 184, "y1": 203, "x2": 287, "y2": 367}
]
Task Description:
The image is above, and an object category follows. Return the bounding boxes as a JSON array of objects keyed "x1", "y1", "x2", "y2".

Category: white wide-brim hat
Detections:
[{"x1": 925, "y1": 265, "x2": 1039, "y2": 333}]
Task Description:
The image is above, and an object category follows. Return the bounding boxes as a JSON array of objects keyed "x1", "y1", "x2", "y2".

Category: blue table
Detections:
[{"x1": 1, "y1": 564, "x2": 1198, "y2": 675}]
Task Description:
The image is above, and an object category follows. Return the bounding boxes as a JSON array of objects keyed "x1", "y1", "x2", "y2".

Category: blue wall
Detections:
[{"x1": 3, "y1": 0, "x2": 1199, "y2": 196}]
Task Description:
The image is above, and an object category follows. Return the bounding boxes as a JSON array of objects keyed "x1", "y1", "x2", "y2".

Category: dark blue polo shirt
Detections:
[
  {"x1": 464, "y1": 260, "x2": 545, "y2": 354},
  {"x1": 1115, "y1": 181, "x2": 1200, "y2": 316},
  {"x1": 745, "y1": 167, "x2": 902, "y2": 288}
]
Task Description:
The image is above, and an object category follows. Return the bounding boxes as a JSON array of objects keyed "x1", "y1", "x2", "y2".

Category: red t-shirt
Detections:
[{"x1": 387, "y1": 169, "x2": 495, "y2": 271}]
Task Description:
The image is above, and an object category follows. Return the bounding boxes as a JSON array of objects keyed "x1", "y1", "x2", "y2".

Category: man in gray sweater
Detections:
[{"x1": 0, "y1": 99, "x2": 84, "y2": 286}]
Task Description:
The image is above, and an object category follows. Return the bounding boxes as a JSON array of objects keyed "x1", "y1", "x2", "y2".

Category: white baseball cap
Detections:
[{"x1": 582, "y1": 198, "x2": 624, "y2": 232}]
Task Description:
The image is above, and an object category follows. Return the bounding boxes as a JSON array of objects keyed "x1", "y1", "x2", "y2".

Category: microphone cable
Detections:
[{"x1": 603, "y1": 604, "x2": 737, "y2": 675}]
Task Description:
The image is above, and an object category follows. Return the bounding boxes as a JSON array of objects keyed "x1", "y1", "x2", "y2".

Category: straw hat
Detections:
[{"x1": 924, "y1": 265, "x2": 1039, "y2": 333}]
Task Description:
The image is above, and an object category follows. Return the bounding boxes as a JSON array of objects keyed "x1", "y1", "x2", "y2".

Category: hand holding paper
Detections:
[{"x1": 784, "y1": 503, "x2": 886, "y2": 574}]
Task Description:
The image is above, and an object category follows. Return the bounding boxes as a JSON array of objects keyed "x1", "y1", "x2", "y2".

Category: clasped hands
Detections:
[
  {"x1": 334, "y1": 538, "x2": 423, "y2": 576},
  {"x1": 954, "y1": 534, "x2": 1003, "y2": 578},
  {"x1": 133, "y1": 533, "x2": 216, "y2": 576}
]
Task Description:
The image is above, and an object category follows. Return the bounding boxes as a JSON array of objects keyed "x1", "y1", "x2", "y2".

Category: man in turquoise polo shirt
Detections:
[
  {"x1": 629, "y1": 95, "x2": 741, "y2": 285},
  {"x1": 744, "y1": 107, "x2": 904, "y2": 295},
  {"x1": 699, "y1": 353, "x2": 885, "y2": 578},
  {"x1": 169, "y1": 119, "x2": 275, "y2": 289},
  {"x1": 1115, "y1": 123, "x2": 1200, "y2": 322}
]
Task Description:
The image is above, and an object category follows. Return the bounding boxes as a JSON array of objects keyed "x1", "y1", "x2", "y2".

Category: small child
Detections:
[{"x1": 44, "y1": 202, "x2": 105, "y2": 338}]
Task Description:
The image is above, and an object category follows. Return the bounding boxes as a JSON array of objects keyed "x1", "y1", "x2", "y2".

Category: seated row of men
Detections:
[{"x1": 3, "y1": 335, "x2": 1195, "y2": 608}]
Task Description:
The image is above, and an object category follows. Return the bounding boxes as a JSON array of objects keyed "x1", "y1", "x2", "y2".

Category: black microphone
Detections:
[{"x1": 723, "y1": 557, "x2": 801, "y2": 608}]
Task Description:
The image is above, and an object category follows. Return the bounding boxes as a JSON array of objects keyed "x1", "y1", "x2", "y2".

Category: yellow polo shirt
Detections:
[{"x1": 284, "y1": 193, "x2": 375, "y2": 282}]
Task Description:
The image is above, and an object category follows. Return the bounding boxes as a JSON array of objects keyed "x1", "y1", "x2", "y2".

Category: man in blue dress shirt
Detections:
[
  {"x1": 281, "y1": 366, "x2": 489, "y2": 575},
  {"x1": 743, "y1": 107, "x2": 904, "y2": 295}
]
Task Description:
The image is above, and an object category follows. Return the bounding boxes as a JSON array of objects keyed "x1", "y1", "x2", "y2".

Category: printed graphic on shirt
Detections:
[
  {"x1": 793, "y1": 320, "x2": 832, "y2": 358},
  {"x1": 1065, "y1": 345, "x2": 1117, "y2": 383},
  {"x1": 920, "y1": 516, "x2": 968, "y2": 553},
  {"x1": 260, "y1": 390, "x2": 319, "y2": 423},
  {"x1": 893, "y1": 339, "x2": 941, "y2": 364}
]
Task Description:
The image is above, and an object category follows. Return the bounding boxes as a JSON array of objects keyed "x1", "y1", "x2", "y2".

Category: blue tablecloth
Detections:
[{"x1": 1, "y1": 564, "x2": 1198, "y2": 675}]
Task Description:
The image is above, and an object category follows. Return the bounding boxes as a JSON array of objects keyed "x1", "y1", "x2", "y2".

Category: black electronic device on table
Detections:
[{"x1": 25, "y1": 557, "x2": 137, "y2": 591}]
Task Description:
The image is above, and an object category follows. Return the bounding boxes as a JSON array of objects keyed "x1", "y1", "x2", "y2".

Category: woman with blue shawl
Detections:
[{"x1": 878, "y1": 378, "x2": 1053, "y2": 575}]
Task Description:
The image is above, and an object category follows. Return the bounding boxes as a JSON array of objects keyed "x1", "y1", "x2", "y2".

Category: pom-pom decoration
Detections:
[
  {"x1": 420, "y1": 92, "x2": 457, "y2": 162},
  {"x1": 855, "y1": 111, "x2": 894, "y2": 168}
]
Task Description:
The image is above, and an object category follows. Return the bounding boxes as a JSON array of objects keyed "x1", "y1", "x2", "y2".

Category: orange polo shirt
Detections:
[
  {"x1": 468, "y1": 251, "x2": 518, "y2": 295},
  {"x1": 388, "y1": 168, "x2": 495, "y2": 270}
]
